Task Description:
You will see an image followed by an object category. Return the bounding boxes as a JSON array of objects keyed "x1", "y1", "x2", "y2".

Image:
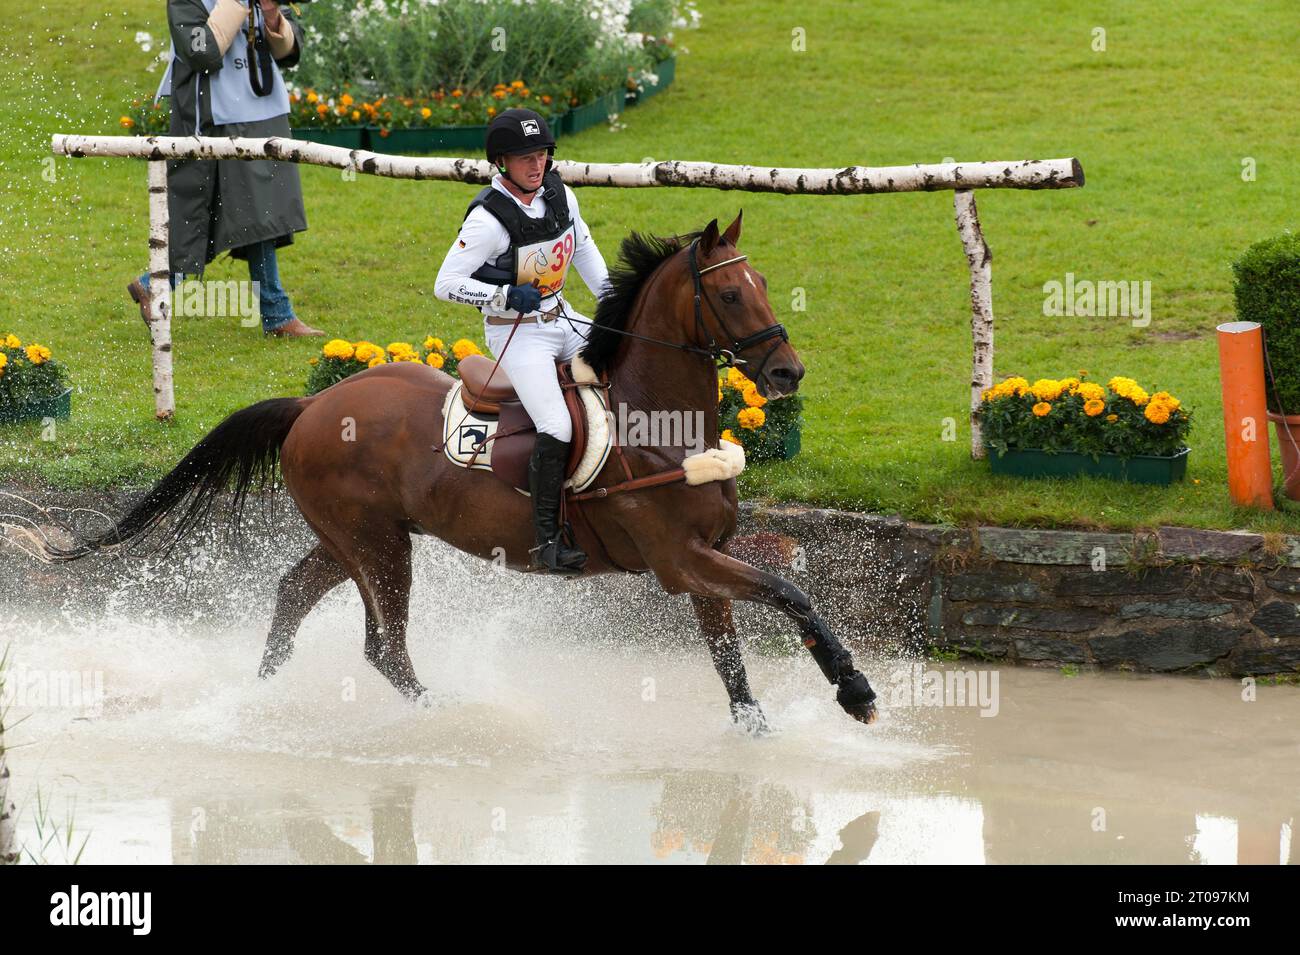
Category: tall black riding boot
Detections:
[{"x1": 528, "y1": 433, "x2": 587, "y2": 575}]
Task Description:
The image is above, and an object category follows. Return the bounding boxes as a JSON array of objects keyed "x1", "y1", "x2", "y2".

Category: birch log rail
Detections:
[{"x1": 50, "y1": 133, "x2": 1085, "y2": 453}]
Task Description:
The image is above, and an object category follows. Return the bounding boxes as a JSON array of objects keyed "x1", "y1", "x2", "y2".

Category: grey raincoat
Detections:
[{"x1": 160, "y1": 0, "x2": 308, "y2": 276}]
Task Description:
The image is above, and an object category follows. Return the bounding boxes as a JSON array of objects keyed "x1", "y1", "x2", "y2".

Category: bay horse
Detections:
[{"x1": 44, "y1": 212, "x2": 877, "y2": 731}]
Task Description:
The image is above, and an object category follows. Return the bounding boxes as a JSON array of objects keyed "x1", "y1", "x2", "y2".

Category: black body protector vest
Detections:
[{"x1": 463, "y1": 169, "x2": 576, "y2": 299}]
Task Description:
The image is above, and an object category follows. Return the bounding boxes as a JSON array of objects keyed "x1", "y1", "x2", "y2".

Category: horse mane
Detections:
[{"x1": 580, "y1": 228, "x2": 703, "y2": 374}]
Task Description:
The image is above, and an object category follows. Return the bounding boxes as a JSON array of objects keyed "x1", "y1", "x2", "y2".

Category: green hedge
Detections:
[{"x1": 1233, "y1": 231, "x2": 1300, "y2": 414}]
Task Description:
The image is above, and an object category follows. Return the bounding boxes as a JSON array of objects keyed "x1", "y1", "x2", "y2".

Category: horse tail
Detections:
[{"x1": 43, "y1": 397, "x2": 311, "y2": 561}]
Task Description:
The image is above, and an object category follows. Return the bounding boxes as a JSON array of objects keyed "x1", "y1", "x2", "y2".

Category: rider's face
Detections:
[{"x1": 501, "y1": 149, "x2": 548, "y2": 191}]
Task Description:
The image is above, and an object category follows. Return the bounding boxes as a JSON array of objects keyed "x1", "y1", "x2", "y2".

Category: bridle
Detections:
[
  {"x1": 686, "y1": 237, "x2": 789, "y2": 379},
  {"x1": 557, "y1": 236, "x2": 790, "y2": 378}
]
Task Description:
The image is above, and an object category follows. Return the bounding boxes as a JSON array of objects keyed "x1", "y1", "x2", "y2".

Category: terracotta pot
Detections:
[{"x1": 1267, "y1": 410, "x2": 1300, "y2": 499}]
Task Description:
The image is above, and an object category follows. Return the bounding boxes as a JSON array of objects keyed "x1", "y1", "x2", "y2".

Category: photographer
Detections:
[{"x1": 128, "y1": 0, "x2": 323, "y2": 337}]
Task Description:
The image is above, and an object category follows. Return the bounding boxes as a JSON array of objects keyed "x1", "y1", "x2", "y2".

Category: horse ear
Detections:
[
  {"x1": 722, "y1": 209, "x2": 743, "y2": 247},
  {"x1": 699, "y1": 218, "x2": 721, "y2": 256}
]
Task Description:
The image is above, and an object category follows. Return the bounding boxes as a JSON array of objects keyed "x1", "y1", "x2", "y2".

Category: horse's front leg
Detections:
[
  {"x1": 660, "y1": 541, "x2": 877, "y2": 726},
  {"x1": 689, "y1": 593, "x2": 768, "y2": 734}
]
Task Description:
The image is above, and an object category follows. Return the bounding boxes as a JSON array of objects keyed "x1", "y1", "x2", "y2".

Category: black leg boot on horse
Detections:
[{"x1": 528, "y1": 432, "x2": 587, "y2": 575}]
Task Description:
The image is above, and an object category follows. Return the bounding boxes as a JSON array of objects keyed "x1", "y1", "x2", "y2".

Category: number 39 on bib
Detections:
[{"x1": 515, "y1": 225, "x2": 575, "y2": 298}]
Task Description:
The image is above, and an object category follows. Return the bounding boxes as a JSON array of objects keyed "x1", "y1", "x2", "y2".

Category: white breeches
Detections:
[{"x1": 484, "y1": 308, "x2": 591, "y2": 442}]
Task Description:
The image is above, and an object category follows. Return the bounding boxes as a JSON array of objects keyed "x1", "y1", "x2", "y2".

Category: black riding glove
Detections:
[{"x1": 505, "y1": 283, "x2": 542, "y2": 314}]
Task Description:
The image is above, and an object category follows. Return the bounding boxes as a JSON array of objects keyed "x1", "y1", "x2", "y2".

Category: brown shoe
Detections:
[
  {"x1": 127, "y1": 279, "x2": 153, "y2": 324},
  {"x1": 265, "y1": 317, "x2": 326, "y2": 337}
]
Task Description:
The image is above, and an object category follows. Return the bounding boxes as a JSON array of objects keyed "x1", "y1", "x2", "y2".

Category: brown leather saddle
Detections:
[{"x1": 457, "y1": 353, "x2": 591, "y2": 492}]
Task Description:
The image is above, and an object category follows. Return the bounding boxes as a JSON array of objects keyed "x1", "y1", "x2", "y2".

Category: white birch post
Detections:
[
  {"x1": 954, "y1": 189, "x2": 993, "y2": 459},
  {"x1": 0, "y1": 650, "x2": 16, "y2": 866},
  {"x1": 146, "y1": 159, "x2": 175, "y2": 421}
]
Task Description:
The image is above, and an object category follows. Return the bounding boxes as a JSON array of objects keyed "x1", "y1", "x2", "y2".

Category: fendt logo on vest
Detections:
[{"x1": 520, "y1": 119, "x2": 540, "y2": 136}]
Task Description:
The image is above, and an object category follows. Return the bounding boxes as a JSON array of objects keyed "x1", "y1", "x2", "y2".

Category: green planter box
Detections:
[
  {"x1": 374, "y1": 125, "x2": 483, "y2": 153},
  {"x1": 290, "y1": 126, "x2": 369, "y2": 149},
  {"x1": 780, "y1": 422, "x2": 801, "y2": 460},
  {"x1": 988, "y1": 446, "x2": 1190, "y2": 485},
  {"x1": 0, "y1": 386, "x2": 71, "y2": 425},
  {"x1": 635, "y1": 56, "x2": 676, "y2": 103},
  {"x1": 371, "y1": 112, "x2": 567, "y2": 154},
  {"x1": 562, "y1": 90, "x2": 623, "y2": 135}
]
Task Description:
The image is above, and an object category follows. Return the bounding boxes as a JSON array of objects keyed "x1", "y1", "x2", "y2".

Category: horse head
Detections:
[{"x1": 691, "y1": 211, "x2": 804, "y2": 399}]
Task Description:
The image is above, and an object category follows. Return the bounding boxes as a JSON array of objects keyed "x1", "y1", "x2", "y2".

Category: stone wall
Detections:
[{"x1": 742, "y1": 504, "x2": 1300, "y2": 676}]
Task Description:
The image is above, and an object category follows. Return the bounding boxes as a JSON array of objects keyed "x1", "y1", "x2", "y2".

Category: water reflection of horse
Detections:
[{"x1": 43, "y1": 214, "x2": 877, "y2": 732}]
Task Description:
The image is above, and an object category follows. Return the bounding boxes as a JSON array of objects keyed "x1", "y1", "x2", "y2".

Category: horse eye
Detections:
[{"x1": 722, "y1": 291, "x2": 739, "y2": 304}]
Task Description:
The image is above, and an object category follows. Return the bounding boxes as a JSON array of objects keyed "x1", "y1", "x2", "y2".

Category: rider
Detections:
[{"x1": 434, "y1": 107, "x2": 611, "y2": 575}]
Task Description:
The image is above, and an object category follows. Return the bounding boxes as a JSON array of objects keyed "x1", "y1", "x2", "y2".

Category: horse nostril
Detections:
[{"x1": 769, "y1": 366, "x2": 802, "y2": 392}]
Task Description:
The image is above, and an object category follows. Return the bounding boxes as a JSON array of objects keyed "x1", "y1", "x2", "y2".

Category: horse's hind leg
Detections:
[
  {"x1": 260, "y1": 542, "x2": 350, "y2": 678},
  {"x1": 689, "y1": 594, "x2": 768, "y2": 734},
  {"x1": 349, "y1": 530, "x2": 425, "y2": 702}
]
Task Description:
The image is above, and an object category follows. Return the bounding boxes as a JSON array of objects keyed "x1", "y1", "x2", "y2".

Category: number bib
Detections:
[{"x1": 515, "y1": 224, "x2": 575, "y2": 298}]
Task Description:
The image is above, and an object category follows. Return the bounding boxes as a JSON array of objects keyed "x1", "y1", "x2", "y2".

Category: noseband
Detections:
[{"x1": 687, "y1": 238, "x2": 790, "y2": 380}]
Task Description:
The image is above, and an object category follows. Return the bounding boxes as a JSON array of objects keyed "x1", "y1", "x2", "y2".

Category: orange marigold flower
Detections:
[{"x1": 1032, "y1": 401, "x2": 1052, "y2": 417}]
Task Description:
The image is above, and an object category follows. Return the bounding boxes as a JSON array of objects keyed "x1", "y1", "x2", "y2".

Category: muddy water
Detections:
[{"x1": 2, "y1": 541, "x2": 1298, "y2": 865}]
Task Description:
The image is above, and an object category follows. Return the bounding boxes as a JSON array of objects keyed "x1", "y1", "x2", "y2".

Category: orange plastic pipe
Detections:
[{"x1": 1216, "y1": 321, "x2": 1273, "y2": 509}]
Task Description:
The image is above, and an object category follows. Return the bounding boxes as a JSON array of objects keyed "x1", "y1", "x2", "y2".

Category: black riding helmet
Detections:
[{"x1": 485, "y1": 108, "x2": 556, "y2": 182}]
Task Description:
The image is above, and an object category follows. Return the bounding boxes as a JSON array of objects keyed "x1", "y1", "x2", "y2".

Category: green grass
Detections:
[{"x1": 2, "y1": 1, "x2": 1299, "y2": 532}]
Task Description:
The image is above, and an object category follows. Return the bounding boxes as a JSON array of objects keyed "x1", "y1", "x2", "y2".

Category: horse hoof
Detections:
[
  {"x1": 730, "y1": 701, "x2": 771, "y2": 736},
  {"x1": 843, "y1": 700, "x2": 878, "y2": 725},
  {"x1": 414, "y1": 690, "x2": 436, "y2": 710},
  {"x1": 836, "y1": 671, "x2": 878, "y2": 726}
]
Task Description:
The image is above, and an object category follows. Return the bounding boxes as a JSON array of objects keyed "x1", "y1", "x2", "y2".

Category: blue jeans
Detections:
[{"x1": 140, "y1": 239, "x2": 295, "y2": 332}]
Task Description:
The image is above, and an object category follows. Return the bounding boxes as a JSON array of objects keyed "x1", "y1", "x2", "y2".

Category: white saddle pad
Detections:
[{"x1": 440, "y1": 381, "x2": 613, "y2": 493}]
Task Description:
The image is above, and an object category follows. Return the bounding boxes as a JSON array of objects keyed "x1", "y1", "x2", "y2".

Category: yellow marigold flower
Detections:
[
  {"x1": 452, "y1": 338, "x2": 481, "y2": 360},
  {"x1": 1108, "y1": 376, "x2": 1139, "y2": 399},
  {"x1": 721, "y1": 429, "x2": 740, "y2": 445},
  {"x1": 426, "y1": 352, "x2": 445, "y2": 369},
  {"x1": 741, "y1": 383, "x2": 767, "y2": 408},
  {"x1": 1151, "y1": 390, "x2": 1181, "y2": 411},
  {"x1": 1060, "y1": 377, "x2": 1080, "y2": 393},
  {"x1": 1128, "y1": 387, "x2": 1150, "y2": 406},
  {"x1": 1076, "y1": 382, "x2": 1105, "y2": 402},
  {"x1": 1031, "y1": 379, "x2": 1063, "y2": 401},
  {"x1": 354, "y1": 341, "x2": 382, "y2": 362},
  {"x1": 308, "y1": 357, "x2": 319, "y2": 365},
  {"x1": 387, "y1": 342, "x2": 414, "y2": 356},
  {"x1": 424, "y1": 336, "x2": 445, "y2": 353},
  {"x1": 0, "y1": 353, "x2": 7, "y2": 370},
  {"x1": 1144, "y1": 400, "x2": 1171, "y2": 424},
  {"x1": 1083, "y1": 398, "x2": 1105, "y2": 417},
  {"x1": 306, "y1": 90, "x2": 318, "y2": 103},
  {"x1": 25, "y1": 344, "x2": 51, "y2": 365},
  {"x1": 511, "y1": 80, "x2": 525, "y2": 89},
  {"x1": 737, "y1": 407, "x2": 766, "y2": 430},
  {"x1": 725, "y1": 366, "x2": 749, "y2": 389},
  {"x1": 340, "y1": 93, "x2": 354, "y2": 107},
  {"x1": 1032, "y1": 401, "x2": 1052, "y2": 417},
  {"x1": 1002, "y1": 376, "x2": 1030, "y2": 397},
  {"x1": 421, "y1": 107, "x2": 432, "y2": 119},
  {"x1": 717, "y1": 382, "x2": 723, "y2": 403},
  {"x1": 3, "y1": 333, "x2": 18, "y2": 348},
  {"x1": 368, "y1": 356, "x2": 387, "y2": 367},
  {"x1": 1106, "y1": 413, "x2": 1118, "y2": 423},
  {"x1": 119, "y1": 116, "x2": 135, "y2": 129},
  {"x1": 322, "y1": 338, "x2": 354, "y2": 360}
]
